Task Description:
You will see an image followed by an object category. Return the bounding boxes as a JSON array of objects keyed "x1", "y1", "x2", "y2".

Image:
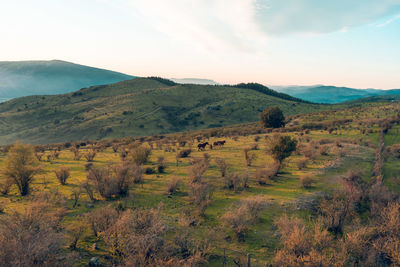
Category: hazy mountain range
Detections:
[
  {"x1": 272, "y1": 85, "x2": 400, "y2": 104},
  {"x1": 0, "y1": 60, "x2": 399, "y2": 105},
  {"x1": 0, "y1": 60, "x2": 134, "y2": 101}
]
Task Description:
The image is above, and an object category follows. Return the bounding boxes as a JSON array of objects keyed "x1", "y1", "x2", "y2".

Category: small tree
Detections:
[
  {"x1": 270, "y1": 136, "x2": 298, "y2": 163},
  {"x1": 3, "y1": 143, "x2": 41, "y2": 196},
  {"x1": 260, "y1": 106, "x2": 285, "y2": 128}
]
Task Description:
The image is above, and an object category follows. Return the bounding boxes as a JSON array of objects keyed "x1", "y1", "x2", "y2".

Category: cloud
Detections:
[
  {"x1": 255, "y1": 0, "x2": 400, "y2": 35},
  {"x1": 126, "y1": 0, "x2": 267, "y2": 53}
]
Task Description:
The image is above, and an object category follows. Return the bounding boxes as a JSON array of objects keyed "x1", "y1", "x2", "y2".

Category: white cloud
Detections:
[
  {"x1": 255, "y1": 0, "x2": 400, "y2": 35},
  {"x1": 125, "y1": 0, "x2": 268, "y2": 53}
]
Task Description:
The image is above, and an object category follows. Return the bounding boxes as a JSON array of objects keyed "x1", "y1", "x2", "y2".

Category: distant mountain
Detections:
[
  {"x1": 0, "y1": 60, "x2": 134, "y2": 100},
  {"x1": 170, "y1": 78, "x2": 218, "y2": 85},
  {"x1": 273, "y1": 85, "x2": 400, "y2": 104},
  {"x1": 0, "y1": 77, "x2": 330, "y2": 145}
]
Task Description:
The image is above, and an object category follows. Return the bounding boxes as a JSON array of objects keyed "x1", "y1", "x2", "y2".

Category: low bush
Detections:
[{"x1": 54, "y1": 167, "x2": 71, "y2": 185}]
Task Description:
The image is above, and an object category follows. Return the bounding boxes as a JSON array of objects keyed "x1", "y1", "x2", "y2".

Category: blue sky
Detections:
[{"x1": 1, "y1": 0, "x2": 400, "y2": 88}]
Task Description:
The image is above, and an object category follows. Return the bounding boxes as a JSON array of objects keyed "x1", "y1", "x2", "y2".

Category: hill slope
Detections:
[
  {"x1": 275, "y1": 85, "x2": 400, "y2": 103},
  {"x1": 0, "y1": 77, "x2": 334, "y2": 145},
  {"x1": 0, "y1": 60, "x2": 134, "y2": 100}
]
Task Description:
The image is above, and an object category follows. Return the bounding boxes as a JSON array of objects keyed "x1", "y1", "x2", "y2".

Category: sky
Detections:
[{"x1": 1, "y1": 0, "x2": 400, "y2": 89}]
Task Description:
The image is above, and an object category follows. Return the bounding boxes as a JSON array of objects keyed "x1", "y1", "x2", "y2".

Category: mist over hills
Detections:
[
  {"x1": 0, "y1": 60, "x2": 134, "y2": 100},
  {"x1": 273, "y1": 85, "x2": 400, "y2": 104},
  {"x1": 170, "y1": 78, "x2": 219, "y2": 85}
]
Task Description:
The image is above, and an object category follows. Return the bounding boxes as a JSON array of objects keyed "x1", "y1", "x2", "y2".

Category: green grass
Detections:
[{"x1": 0, "y1": 101, "x2": 399, "y2": 266}]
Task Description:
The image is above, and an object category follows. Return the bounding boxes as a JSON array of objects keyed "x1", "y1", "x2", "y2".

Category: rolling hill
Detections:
[
  {"x1": 0, "y1": 77, "x2": 335, "y2": 145},
  {"x1": 274, "y1": 85, "x2": 400, "y2": 103},
  {"x1": 0, "y1": 60, "x2": 134, "y2": 101}
]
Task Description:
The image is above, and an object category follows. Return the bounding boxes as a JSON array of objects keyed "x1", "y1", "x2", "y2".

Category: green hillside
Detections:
[{"x1": 0, "y1": 77, "x2": 339, "y2": 145}]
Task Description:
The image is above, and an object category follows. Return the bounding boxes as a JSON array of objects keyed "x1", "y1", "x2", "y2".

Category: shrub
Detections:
[
  {"x1": 243, "y1": 148, "x2": 257, "y2": 166},
  {"x1": 256, "y1": 161, "x2": 280, "y2": 185},
  {"x1": 299, "y1": 174, "x2": 314, "y2": 188},
  {"x1": 157, "y1": 156, "x2": 167, "y2": 173},
  {"x1": 260, "y1": 106, "x2": 285, "y2": 128},
  {"x1": 132, "y1": 164, "x2": 144, "y2": 184},
  {"x1": 188, "y1": 162, "x2": 208, "y2": 184},
  {"x1": 0, "y1": 179, "x2": 13, "y2": 195},
  {"x1": 85, "y1": 205, "x2": 119, "y2": 237},
  {"x1": 71, "y1": 147, "x2": 82, "y2": 160},
  {"x1": 84, "y1": 149, "x2": 97, "y2": 162},
  {"x1": 54, "y1": 167, "x2": 71, "y2": 185},
  {"x1": 177, "y1": 149, "x2": 192, "y2": 158},
  {"x1": 297, "y1": 157, "x2": 308, "y2": 170},
  {"x1": 222, "y1": 196, "x2": 266, "y2": 241},
  {"x1": 166, "y1": 177, "x2": 181, "y2": 195},
  {"x1": 215, "y1": 158, "x2": 229, "y2": 177},
  {"x1": 87, "y1": 164, "x2": 133, "y2": 200},
  {"x1": 101, "y1": 207, "x2": 167, "y2": 266},
  {"x1": 145, "y1": 167, "x2": 156, "y2": 174},
  {"x1": 319, "y1": 145, "x2": 329, "y2": 156},
  {"x1": 130, "y1": 145, "x2": 152, "y2": 165},
  {"x1": 0, "y1": 201, "x2": 65, "y2": 266},
  {"x1": 270, "y1": 135, "x2": 297, "y2": 163},
  {"x1": 224, "y1": 173, "x2": 242, "y2": 191},
  {"x1": 3, "y1": 143, "x2": 41, "y2": 196},
  {"x1": 188, "y1": 182, "x2": 213, "y2": 216}
]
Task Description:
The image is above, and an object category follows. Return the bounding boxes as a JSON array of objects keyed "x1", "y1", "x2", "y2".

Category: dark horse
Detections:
[
  {"x1": 213, "y1": 140, "x2": 226, "y2": 147},
  {"x1": 197, "y1": 142, "x2": 209, "y2": 151}
]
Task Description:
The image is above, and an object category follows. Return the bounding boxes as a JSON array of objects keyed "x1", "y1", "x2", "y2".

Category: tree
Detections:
[
  {"x1": 270, "y1": 135, "x2": 297, "y2": 163},
  {"x1": 260, "y1": 106, "x2": 285, "y2": 128},
  {"x1": 3, "y1": 143, "x2": 41, "y2": 196}
]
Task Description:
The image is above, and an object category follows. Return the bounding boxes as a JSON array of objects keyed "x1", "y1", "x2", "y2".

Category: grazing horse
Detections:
[
  {"x1": 213, "y1": 140, "x2": 226, "y2": 147},
  {"x1": 197, "y1": 142, "x2": 209, "y2": 151}
]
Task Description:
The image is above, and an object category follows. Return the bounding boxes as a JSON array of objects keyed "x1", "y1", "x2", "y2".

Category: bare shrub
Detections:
[
  {"x1": 373, "y1": 202, "x2": 400, "y2": 265},
  {"x1": 273, "y1": 215, "x2": 335, "y2": 266},
  {"x1": 0, "y1": 201, "x2": 65, "y2": 266},
  {"x1": 243, "y1": 147, "x2": 257, "y2": 166},
  {"x1": 300, "y1": 174, "x2": 314, "y2": 188},
  {"x1": 130, "y1": 145, "x2": 152, "y2": 165},
  {"x1": 101, "y1": 207, "x2": 167, "y2": 266},
  {"x1": 215, "y1": 157, "x2": 229, "y2": 177},
  {"x1": 0, "y1": 178, "x2": 13, "y2": 195},
  {"x1": 319, "y1": 145, "x2": 330, "y2": 156},
  {"x1": 224, "y1": 172, "x2": 242, "y2": 191},
  {"x1": 301, "y1": 145, "x2": 318, "y2": 161},
  {"x1": 131, "y1": 163, "x2": 144, "y2": 184},
  {"x1": 319, "y1": 191, "x2": 352, "y2": 235},
  {"x1": 188, "y1": 161, "x2": 208, "y2": 184},
  {"x1": 87, "y1": 164, "x2": 133, "y2": 200},
  {"x1": 222, "y1": 196, "x2": 266, "y2": 241},
  {"x1": 297, "y1": 157, "x2": 308, "y2": 170},
  {"x1": 166, "y1": 177, "x2": 181, "y2": 195},
  {"x1": 3, "y1": 143, "x2": 41, "y2": 196},
  {"x1": 81, "y1": 181, "x2": 96, "y2": 202},
  {"x1": 85, "y1": 205, "x2": 119, "y2": 237},
  {"x1": 67, "y1": 220, "x2": 85, "y2": 250},
  {"x1": 188, "y1": 182, "x2": 213, "y2": 216},
  {"x1": 54, "y1": 166, "x2": 71, "y2": 185},
  {"x1": 84, "y1": 149, "x2": 97, "y2": 162}
]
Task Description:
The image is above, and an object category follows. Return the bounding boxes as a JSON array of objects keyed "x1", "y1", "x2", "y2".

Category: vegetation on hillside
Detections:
[
  {"x1": 0, "y1": 102, "x2": 399, "y2": 266},
  {"x1": 0, "y1": 77, "x2": 344, "y2": 145}
]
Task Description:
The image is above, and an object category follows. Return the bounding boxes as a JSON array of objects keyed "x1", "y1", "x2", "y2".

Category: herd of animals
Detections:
[{"x1": 197, "y1": 140, "x2": 226, "y2": 151}]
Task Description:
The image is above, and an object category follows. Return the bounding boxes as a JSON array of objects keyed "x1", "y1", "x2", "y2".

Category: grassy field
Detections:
[{"x1": 0, "y1": 101, "x2": 399, "y2": 266}]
